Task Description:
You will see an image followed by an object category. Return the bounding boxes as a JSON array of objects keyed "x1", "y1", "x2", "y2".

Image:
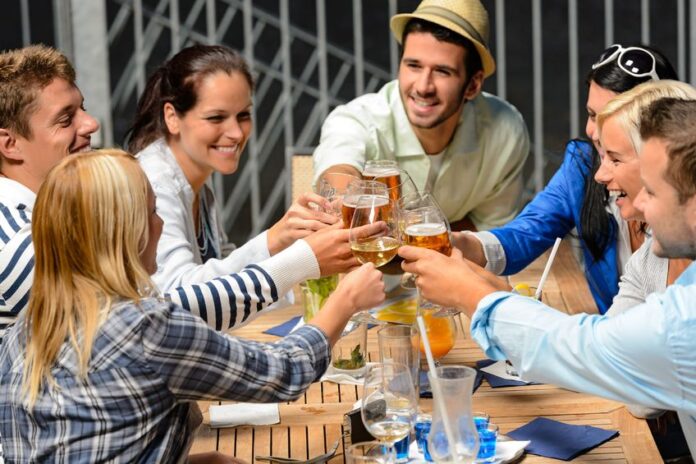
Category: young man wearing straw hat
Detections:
[{"x1": 313, "y1": 0, "x2": 530, "y2": 231}]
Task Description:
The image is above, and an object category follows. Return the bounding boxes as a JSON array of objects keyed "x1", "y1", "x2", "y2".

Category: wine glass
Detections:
[
  {"x1": 343, "y1": 180, "x2": 390, "y2": 229},
  {"x1": 316, "y1": 171, "x2": 361, "y2": 217},
  {"x1": 361, "y1": 363, "x2": 418, "y2": 447},
  {"x1": 349, "y1": 193, "x2": 400, "y2": 268},
  {"x1": 398, "y1": 192, "x2": 452, "y2": 290}
]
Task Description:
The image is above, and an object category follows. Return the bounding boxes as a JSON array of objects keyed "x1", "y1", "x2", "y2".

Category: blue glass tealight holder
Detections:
[{"x1": 476, "y1": 423, "x2": 499, "y2": 462}]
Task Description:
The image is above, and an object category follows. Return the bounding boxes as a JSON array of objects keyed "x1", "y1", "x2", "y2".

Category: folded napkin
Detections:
[
  {"x1": 321, "y1": 362, "x2": 374, "y2": 385},
  {"x1": 263, "y1": 316, "x2": 303, "y2": 337},
  {"x1": 406, "y1": 437, "x2": 529, "y2": 462},
  {"x1": 209, "y1": 403, "x2": 280, "y2": 428},
  {"x1": 419, "y1": 370, "x2": 483, "y2": 398},
  {"x1": 477, "y1": 359, "x2": 536, "y2": 388},
  {"x1": 507, "y1": 417, "x2": 619, "y2": 460}
]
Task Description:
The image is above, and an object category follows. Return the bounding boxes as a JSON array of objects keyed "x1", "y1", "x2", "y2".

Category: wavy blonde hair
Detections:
[
  {"x1": 597, "y1": 80, "x2": 696, "y2": 156},
  {"x1": 24, "y1": 149, "x2": 156, "y2": 405}
]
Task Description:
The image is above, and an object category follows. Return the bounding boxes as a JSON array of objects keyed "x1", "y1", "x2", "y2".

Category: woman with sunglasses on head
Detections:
[
  {"x1": 0, "y1": 149, "x2": 385, "y2": 463},
  {"x1": 453, "y1": 44, "x2": 678, "y2": 314},
  {"x1": 126, "y1": 45, "x2": 347, "y2": 299}
]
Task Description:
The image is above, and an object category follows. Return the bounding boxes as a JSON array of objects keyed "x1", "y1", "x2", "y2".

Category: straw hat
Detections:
[{"x1": 390, "y1": 0, "x2": 496, "y2": 78}]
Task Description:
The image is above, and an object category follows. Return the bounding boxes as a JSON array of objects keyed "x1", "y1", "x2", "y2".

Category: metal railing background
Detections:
[{"x1": 2, "y1": 0, "x2": 693, "y2": 243}]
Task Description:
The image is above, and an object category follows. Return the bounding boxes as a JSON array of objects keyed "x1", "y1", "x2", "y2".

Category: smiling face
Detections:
[
  {"x1": 8, "y1": 78, "x2": 99, "y2": 192},
  {"x1": 585, "y1": 81, "x2": 618, "y2": 155},
  {"x1": 634, "y1": 137, "x2": 696, "y2": 259},
  {"x1": 398, "y1": 32, "x2": 476, "y2": 132},
  {"x1": 594, "y1": 115, "x2": 643, "y2": 220},
  {"x1": 164, "y1": 70, "x2": 252, "y2": 191}
]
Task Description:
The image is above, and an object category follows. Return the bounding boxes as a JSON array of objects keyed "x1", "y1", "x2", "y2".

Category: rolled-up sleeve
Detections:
[{"x1": 470, "y1": 289, "x2": 696, "y2": 414}]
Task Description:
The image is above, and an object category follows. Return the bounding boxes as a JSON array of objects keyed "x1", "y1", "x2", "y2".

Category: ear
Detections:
[
  {"x1": 0, "y1": 128, "x2": 23, "y2": 162},
  {"x1": 163, "y1": 103, "x2": 181, "y2": 136},
  {"x1": 463, "y1": 70, "x2": 485, "y2": 102}
]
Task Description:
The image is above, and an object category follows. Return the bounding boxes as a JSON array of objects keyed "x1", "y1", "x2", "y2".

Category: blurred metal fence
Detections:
[{"x1": 4, "y1": 0, "x2": 695, "y2": 241}]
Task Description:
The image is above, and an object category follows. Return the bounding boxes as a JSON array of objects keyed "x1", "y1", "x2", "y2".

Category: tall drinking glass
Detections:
[
  {"x1": 361, "y1": 363, "x2": 418, "y2": 446},
  {"x1": 427, "y1": 366, "x2": 479, "y2": 463},
  {"x1": 377, "y1": 325, "x2": 421, "y2": 397}
]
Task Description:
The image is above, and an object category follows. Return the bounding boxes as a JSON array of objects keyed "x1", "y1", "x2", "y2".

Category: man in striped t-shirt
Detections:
[{"x1": 0, "y1": 45, "x2": 363, "y2": 342}]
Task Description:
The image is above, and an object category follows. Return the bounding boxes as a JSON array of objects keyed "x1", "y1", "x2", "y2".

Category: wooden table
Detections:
[{"x1": 191, "y1": 242, "x2": 661, "y2": 463}]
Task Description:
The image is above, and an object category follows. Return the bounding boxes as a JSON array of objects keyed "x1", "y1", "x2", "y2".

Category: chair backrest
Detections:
[{"x1": 285, "y1": 146, "x2": 316, "y2": 207}]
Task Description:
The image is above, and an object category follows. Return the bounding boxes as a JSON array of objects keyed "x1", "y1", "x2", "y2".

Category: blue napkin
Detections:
[
  {"x1": 476, "y1": 359, "x2": 532, "y2": 387},
  {"x1": 419, "y1": 369, "x2": 483, "y2": 398},
  {"x1": 263, "y1": 316, "x2": 302, "y2": 337},
  {"x1": 507, "y1": 417, "x2": 619, "y2": 460}
]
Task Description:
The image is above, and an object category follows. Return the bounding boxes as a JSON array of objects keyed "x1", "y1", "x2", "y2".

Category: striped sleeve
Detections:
[
  {"x1": 0, "y1": 204, "x2": 34, "y2": 340},
  {"x1": 165, "y1": 239, "x2": 320, "y2": 331}
]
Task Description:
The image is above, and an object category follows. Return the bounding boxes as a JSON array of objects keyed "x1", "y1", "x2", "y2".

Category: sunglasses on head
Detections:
[{"x1": 592, "y1": 44, "x2": 660, "y2": 81}]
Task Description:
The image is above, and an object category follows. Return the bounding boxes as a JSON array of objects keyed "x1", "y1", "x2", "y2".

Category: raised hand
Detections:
[{"x1": 267, "y1": 192, "x2": 340, "y2": 255}]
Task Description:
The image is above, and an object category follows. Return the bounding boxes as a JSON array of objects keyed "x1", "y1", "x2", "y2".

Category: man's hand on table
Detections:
[{"x1": 399, "y1": 246, "x2": 509, "y2": 316}]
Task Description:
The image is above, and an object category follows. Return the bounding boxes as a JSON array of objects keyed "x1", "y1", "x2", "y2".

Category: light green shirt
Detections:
[{"x1": 313, "y1": 80, "x2": 530, "y2": 230}]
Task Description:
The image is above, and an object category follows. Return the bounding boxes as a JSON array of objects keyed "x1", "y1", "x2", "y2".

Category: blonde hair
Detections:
[
  {"x1": 24, "y1": 149, "x2": 156, "y2": 405},
  {"x1": 597, "y1": 80, "x2": 696, "y2": 155}
]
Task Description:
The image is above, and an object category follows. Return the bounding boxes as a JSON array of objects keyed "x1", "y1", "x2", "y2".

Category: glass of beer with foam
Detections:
[
  {"x1": 362, "y1": 161, "x2": 418, "y2": 204},
  {"x1": 343, "y1": 180, "x2": 389, "y2": 229}
]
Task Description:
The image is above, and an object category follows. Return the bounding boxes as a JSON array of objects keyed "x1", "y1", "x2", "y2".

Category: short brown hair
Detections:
[
  {"x1": 0, "y1": 44, "x2": 76, "y2": 138},
  {"x1": 640, "y1": 98, "x2": 696, "y2": 203}
]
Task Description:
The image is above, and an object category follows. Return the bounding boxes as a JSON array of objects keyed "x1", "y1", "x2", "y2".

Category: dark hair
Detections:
[
  {"x1": 580, "y1": 44, "x2": 677, "y2": 262},
  {"x1": 640, "y1": 98, "x2": 696, "y2": 203},
  {"x1": 126, "y1": 44, "x2": 254, "y2": 153},
  {"x1": 402, "y1": 19, "x2": 483, "y2": 80}
]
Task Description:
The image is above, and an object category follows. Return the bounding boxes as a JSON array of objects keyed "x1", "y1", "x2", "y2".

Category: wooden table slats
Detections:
[{"x1": 194, "y1": 241, "x2": 661, "y2": 463}]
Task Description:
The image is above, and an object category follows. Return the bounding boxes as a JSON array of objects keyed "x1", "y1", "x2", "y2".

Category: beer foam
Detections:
[
  {"x1": 362, "y1": 166, "x2": 400, "y2": 177},
  {"x1": 343, "y1": 194, "x2": 390, "y2": 208},
  {"x1": 405, "y1": 223, "x2": 447, "y2": 236}
]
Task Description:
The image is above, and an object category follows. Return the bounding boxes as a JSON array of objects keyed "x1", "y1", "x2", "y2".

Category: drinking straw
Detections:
[
  {"x1": 416, "y1": 315, "x2": 459, "y2": 458},
  {"x1": 535, "y1": 237, "x2": 562, "y2": 300}
]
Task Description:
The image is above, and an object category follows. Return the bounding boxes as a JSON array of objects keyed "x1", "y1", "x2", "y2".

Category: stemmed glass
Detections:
[
  {"x1": 317, "y1": 171, "x2": 361, "y2": 217},
  {"x1": 349, "y1": 193, "x2": 400, "y2": 268},
  {"x1": 361, "y1": 363, "x2": 418, "y2": 448},
  {"x1": 398, "y1": 192, "x2": 452, "y2": 290}
]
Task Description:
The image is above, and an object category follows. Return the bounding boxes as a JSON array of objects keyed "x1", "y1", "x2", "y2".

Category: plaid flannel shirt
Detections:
[{"x1": 0, "y1": 298, "x2": 330, "y2": 462}]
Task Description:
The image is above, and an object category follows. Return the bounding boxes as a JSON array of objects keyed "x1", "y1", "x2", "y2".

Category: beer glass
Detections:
[{"x1": 363, "y1": 161, "x2": 418, "y2": 203}]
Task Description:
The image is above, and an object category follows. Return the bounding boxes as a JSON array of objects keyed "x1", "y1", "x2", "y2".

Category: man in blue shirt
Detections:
[{"x1": 399, "y1": 97, "x2": 696, "y2": 456}]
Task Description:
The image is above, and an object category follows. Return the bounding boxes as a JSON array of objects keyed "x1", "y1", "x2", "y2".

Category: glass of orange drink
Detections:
[{"x1": 418, "y1": 309, "x2": 457, "y2": 364}]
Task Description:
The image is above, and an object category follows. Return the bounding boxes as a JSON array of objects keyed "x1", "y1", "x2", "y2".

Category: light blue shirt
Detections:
[{"x1": 471, "y1": 261, "x2": 696, "y2": 456}]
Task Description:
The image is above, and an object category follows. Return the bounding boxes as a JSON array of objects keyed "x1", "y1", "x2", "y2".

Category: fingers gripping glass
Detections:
[{"x1": 592, "y1": 44, "x2": 660, "y2": 81}]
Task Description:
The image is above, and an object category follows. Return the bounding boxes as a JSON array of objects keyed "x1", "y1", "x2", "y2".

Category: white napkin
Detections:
[
  {"x1": 407, "y1": 438, "x2": 530, "y2": 463},
  {"x1": 320, "y1": 362, "x2": 376, "y2": 385},
  {"x1": 479, "y1": 360, "x2": 531, "y2": 383},
  {"x1": 208, "y1": 403, "x2": 280, "y2": 428}
]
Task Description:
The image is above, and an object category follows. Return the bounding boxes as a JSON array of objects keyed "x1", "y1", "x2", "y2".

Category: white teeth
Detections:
[
  {"x1": 410, "y1": 96, "x2": 435, "y2": 107},
  {"x1": 608, "y1": 191, "x2": 627, "y2": 199},
  {"x1": 214, "y1": 146, "x2": 237, "y2": 153}
]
